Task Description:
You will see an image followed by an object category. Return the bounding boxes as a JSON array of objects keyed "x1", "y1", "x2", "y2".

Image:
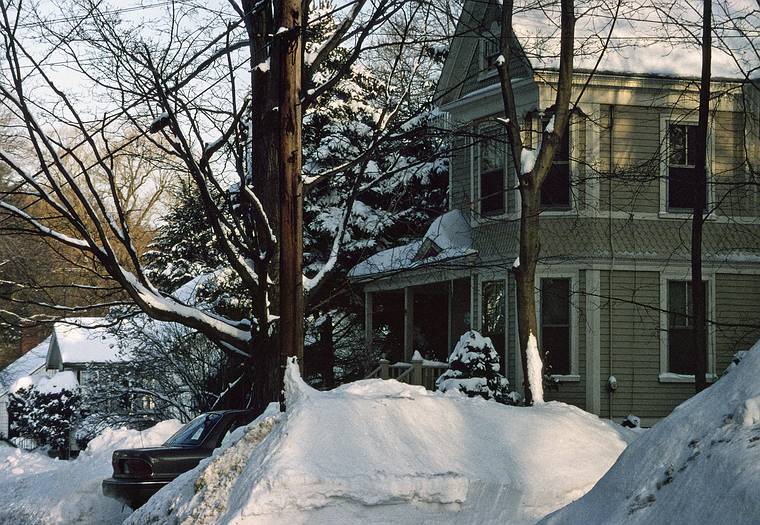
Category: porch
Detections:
[{"x1": 363, "y1": 278, "x2": 472, "y2": 369}]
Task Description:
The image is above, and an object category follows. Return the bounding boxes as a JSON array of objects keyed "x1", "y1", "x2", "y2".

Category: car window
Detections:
[{"x1": 163, "y1": 413, "x2": 223, "y2": 447}]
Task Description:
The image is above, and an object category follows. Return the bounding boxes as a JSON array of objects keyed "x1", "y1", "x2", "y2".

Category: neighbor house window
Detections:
[
  {"x1": 482, "y1": 280, "x2": 506, "y2": 365},
  {"x1": 540, "y1": 115, "x2": 571, "y2": 209},
  {"x1": 540, "y1": 278, "x2": 571, "y2": 375},
  {"x1": 667, "y1": 123, "x2": 706, "y2": 211},
  {"x1": 667, "y1": 280, "x2": 706, "y2": 374},
  {"x1": 479, "y1": 127, "x2": 506, "y2": 215}
]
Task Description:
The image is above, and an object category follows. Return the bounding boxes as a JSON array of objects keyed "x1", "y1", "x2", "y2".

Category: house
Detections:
[
  {"x1": 0, "y1": 336, "x2": 52, "y2": 438},
  {"x1": 350, "y1": 1, "x2": 760, "y2": 424},
  {"x1": 0, "y1": 318, "x2": 129, "y2": 444}
]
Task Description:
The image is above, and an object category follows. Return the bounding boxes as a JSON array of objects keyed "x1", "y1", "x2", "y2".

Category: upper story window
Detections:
[
  {"x1": 540, "y1": 277, "x2": 571, "y2": 375},
  {"x1": 479, "y1": 126, "x2": 506, "y2": 216},
  {"x1": 540, "y1": 115, "x2": 571, "y2": 209},
  {"x1": 667, "y1": 123, "x2": 706, "y2": 211}
]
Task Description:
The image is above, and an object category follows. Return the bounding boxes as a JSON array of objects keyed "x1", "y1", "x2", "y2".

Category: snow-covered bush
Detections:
[
  {"x1": 8, "y1": 372, "x2": 80, "y2": 451},
  {"x1": 436, "y1": 331, "x2": 517, "y2": 404}
]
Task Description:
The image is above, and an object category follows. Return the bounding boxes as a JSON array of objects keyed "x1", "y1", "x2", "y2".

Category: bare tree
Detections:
[
  {"x1": 496, "y1": 0, "x2": 576, "y2": 403},
  {"x1": 0, "y1": 0, "x2": 452, "y2": 411}
]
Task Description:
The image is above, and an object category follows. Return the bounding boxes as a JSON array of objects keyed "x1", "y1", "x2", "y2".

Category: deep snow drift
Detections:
[
  {"x1": 129, "y1": 360, "x2": 633, "y2": 525},
  {"x1": 541, "y1": 340, "x2": 760, "y2": 525},
  {"x1": 0, "y1": 419, "x2": 181, "y2": 525}
]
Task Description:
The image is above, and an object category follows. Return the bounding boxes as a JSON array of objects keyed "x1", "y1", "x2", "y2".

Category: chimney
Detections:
[{"x1": 19, "y1": 320, "x2": 51, "y2": 355}]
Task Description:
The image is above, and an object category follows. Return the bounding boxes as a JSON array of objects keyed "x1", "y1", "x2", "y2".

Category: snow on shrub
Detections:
[
  {"x1": 8, "y1": 371, "x2": 80, "y2": 450},
  {"x1": 436, "y1": 330, "x2": 517, "y2": 404}
]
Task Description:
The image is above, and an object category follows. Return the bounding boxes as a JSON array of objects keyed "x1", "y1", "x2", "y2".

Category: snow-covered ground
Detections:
[
  {"x1": 540, "y1": 340, "x2": 760, "y2": 525},
  {"x1": 128, "y1": 360, "x2": 633, "y2": 525},
  {"x1": 0, "y1": 420, "x2": 181, "y2": 525}
]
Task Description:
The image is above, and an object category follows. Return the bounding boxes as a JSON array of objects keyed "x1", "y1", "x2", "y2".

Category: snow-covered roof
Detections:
[
  {"x1": 0, "y1": 336, "x2": 51, "y2": 395},
  {"x1": 508, "y1": 0, "x2": 758, "y2": 79},
  {"x1": 349, "y1": 210, "x2": 476, "y2": 279},
  {"x1": 48, "y1": 318, "x2": 129, "y2": 366},
  {"x1": 11, "y1": 370, "x2": 79, "y2": 394}
]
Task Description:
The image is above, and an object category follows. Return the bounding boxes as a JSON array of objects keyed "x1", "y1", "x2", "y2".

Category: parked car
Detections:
[{"x1": 102, "y1": 409, "x2": 257, "y2": 509}]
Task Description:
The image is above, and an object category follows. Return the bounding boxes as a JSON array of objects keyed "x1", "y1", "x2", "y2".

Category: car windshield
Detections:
[{"x1": 163, "y1": 413, "x2": 223, "y2": 447}]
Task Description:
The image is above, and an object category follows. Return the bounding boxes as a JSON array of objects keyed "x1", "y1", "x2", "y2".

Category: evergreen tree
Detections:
[{"x1": 436, "y1": 331, "x2": 518, "y2": 405}]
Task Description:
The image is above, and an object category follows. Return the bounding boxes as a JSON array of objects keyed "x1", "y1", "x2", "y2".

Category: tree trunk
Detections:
[
  {"x1": 693, "y1": 0, "x2": 711, "y2": 393},
  {"x1": 499, "y1": 0, "x2": 574, "y2": 404},
  {"x1": 515, "y1": 189, "x2": 541, "y2": 405}
]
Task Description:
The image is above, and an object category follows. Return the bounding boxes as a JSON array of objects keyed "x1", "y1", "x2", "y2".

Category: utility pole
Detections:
[{"x1": 278, "y1": 0, "x2": 305, "y2": 368}]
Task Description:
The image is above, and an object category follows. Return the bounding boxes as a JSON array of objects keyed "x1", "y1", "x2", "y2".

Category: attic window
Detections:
[
  {"x1": 479, "y1": 22, "x2": 501, "y2": 72},
  {"x1": 414, "y1": 238, "x2": 441, "y2": 261}
]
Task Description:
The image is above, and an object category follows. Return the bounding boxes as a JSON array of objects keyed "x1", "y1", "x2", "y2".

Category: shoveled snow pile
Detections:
[
  {"x1": 0, "y1": 419, "x2": 181, "y2": 525},
  {"x1": 540, "y1": 338, "x2": 760, "y2": 525},
  {"x1": 129, "y1": 359, "x2": 633, "y2": 525}
]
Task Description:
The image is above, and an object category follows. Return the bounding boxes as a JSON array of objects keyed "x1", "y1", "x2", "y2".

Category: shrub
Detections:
[{"x1": 436, "y1": 330, "x2": 519, "y2": 405}]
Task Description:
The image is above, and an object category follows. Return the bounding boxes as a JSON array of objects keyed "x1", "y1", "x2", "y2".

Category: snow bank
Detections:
[
  {"x1": 130, "y1": 361, "x2": 633, "y2": 525},
  {"x1": 0, "y1": 419, "x2": 181, "y2": 525},
  {"x1": 541, "y1": 338, "x2": 760, "y2": 525}
]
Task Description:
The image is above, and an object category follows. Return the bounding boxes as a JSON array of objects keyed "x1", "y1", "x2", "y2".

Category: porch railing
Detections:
[{"x1": 365, "y1": 354, "x2": 449, "y2": 391}]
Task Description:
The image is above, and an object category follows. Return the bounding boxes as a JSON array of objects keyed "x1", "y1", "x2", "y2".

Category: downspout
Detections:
[{"x1": 607, "y1": 104, "x2": 615, "y2": 419}]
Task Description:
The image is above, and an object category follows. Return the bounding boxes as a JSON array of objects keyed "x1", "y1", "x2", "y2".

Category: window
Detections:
[
  {"x1": 479, "y1": 22, "x2": 500, "y2": 72},
  {"x1": 479, "y1": 128, "x2": 506, "y2": 215},
  {"x1": 540, "y1": 115, "x2": 571, "y2": 209},
  {"x1": 667, "y1": 123, "x2": 706, "y2": 211},
  {"x1": 540, "y1": 278, "x2": 571, "y2": 375},
  {"x1": 482, "y1": 280, "x2": 506, "y2": 366},
  {"x1": 667, "y1": 280, "x2": 706, "y2": 375}
]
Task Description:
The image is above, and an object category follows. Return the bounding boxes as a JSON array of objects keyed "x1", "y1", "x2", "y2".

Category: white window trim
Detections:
[
  {"x1": 658, "y1": 114, "x2": 715, "y2": 217},
  {"x1": 658, "y1": 271, "x2": 717, "y2": 382},
  {"x1": 535, "y1": 269, "x2": 580, "y2": 382}
]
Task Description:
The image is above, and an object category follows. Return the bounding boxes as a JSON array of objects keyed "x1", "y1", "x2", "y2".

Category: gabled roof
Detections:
[
  {"x1": 349, "y1": 210, "x2": 475, "y2": 280},
  {"x1": 0, "y1": 336, "x2": 51, "y2": 396},
  {"x1": 436, "y1": 0, "x2": 758, "y2": 105},
  {"x1": 47, "y1": 318, "x2": 129, "y2": 367}
]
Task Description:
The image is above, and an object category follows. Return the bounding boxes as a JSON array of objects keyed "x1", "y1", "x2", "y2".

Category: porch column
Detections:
[
  {"x1": 585, "y1": 269, "x2": 602, "y2": 415},
  {"x1": 404, "y1": 287, "x2": 414, "y2": 362},
  {"x1": 447, "y1": 280, "x2": 454, "y2": 353},
  {"x1": 364, "y1": 291, "x2": 373, "y2": 357}
]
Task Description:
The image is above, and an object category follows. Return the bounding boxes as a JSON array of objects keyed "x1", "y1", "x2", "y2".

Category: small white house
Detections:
[
  {"x1": 0, "y1": 336, "x2": 51, "y2": 438},
  {"x1": 0, "y1": 318, "x2": 130, "y2": 441}
]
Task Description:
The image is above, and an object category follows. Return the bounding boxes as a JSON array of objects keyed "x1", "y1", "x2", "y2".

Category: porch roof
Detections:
[{"x1": 349, "y1": 210, "x2": 476, "y2": 281}]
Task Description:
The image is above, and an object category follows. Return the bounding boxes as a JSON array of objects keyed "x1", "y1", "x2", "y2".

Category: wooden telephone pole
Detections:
[{"x1": 278, "y1": 0, "x2": 305, "y2": 368}]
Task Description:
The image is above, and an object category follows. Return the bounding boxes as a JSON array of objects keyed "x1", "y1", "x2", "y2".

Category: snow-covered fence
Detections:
[{"x1": 365, "y1": 354, "x2": 449, "y2": 391}]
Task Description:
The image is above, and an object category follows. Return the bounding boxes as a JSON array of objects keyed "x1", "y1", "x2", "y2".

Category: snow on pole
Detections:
[{"x1": 526, "y1": 332, "x2": 544, "y2": 404}]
